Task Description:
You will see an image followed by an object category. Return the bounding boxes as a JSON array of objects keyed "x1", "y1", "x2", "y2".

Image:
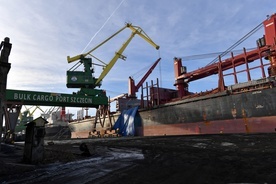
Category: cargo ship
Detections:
[
  {"x1": 42, "y1": 107, "x2": 73, "y2": 139},
  {"x1": 69, "y1": 13, "x2": 276, "y2": 138}
]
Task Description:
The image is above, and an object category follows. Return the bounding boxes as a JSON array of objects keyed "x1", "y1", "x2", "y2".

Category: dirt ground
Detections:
[{"x1": 1, "y1": 133, "x2": 276, "y2": 183}]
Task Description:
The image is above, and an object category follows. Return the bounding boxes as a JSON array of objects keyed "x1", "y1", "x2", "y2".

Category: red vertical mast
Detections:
[{"x1": 264, "y1": 13, "x2": 276, "y2": 76}]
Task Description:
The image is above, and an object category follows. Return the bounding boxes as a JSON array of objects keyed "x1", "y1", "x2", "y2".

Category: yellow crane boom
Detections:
[{"x1": 67, "y1": 23, "x2": 159, "y2": 86}]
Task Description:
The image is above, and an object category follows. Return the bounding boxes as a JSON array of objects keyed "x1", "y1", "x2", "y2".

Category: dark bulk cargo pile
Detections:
[{"x1": 1, "y1": 133, "x2": 276, "y2": 183}]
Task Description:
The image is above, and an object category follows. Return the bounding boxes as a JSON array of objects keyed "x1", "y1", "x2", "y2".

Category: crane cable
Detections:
[
  {"x1": 181, "y1": 48, "x2": 256, "y2": 61},
  {"x1": 158, "y1": 50, "x2": 162, "y2": 87},
  {"x1": 130, "y1": 52, "x2": 162, "y2": 85},
  {"x1": 207, "y1": 21, "x2": 264, "y2": 66},
  {"x1": 131, "y1": 61, "x2": 157, "y2": 79}
]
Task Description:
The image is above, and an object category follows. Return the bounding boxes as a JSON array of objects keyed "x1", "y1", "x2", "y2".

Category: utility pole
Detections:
[{"x1": 0, "y1": 37, "x2": 12, "y2": 150}]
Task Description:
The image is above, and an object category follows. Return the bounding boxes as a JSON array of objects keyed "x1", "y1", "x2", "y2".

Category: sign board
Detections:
[{"x1": 6, "y1": 89, "x2": 108, "y2": 107}]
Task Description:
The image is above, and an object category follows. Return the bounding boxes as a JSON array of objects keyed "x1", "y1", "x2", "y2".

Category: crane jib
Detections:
[{"x1": 66, "y1": 23, "x2": 159, "y2": 91}]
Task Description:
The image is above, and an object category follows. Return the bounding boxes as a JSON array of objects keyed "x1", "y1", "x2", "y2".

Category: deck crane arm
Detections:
[
  {"x1": 176, "y1": 13, "x2": 276, "y2": 83},
  {"x1": 128, "y1": 58, "x2": 161, "y2": 97},
  {"x1": 174, "y1": 13, "x2": 276, "y2": 97}
]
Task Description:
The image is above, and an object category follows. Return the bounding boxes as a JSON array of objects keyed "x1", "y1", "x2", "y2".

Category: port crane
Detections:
[
  {"x1": 66, "y1": 23, "x2": 159, "y2": 129},
  {"x1": 174, "y1": 13, "x2": 276, "y2": 97},
  {"x1": 66, "y1": 23, "x2": 159, "y2": 97},
  {"x1": 2, "y1": 23, "x2": 159, "y2": 141},
  {"x1": 19, "y1": 105, "x2": 44, "y2": 123}
]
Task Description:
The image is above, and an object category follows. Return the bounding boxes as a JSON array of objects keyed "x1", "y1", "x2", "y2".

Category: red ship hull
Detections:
[{"x1": 136, "y1": 116, "x2": 276, "y2": 136}]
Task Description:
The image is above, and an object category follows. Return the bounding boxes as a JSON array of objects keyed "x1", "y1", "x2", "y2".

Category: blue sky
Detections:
[{"x1": 0, "y1": 0, "x2": 275, "y2": 117}]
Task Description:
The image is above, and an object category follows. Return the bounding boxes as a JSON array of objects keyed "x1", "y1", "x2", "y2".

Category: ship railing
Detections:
[{"x1": 140, "y1": 78, "x2": 160, "y2": 109}]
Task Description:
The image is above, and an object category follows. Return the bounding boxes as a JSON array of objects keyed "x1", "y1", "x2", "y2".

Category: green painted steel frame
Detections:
[{"x1": 6, "y1": 89, "x2": 108, "y2": 107}]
